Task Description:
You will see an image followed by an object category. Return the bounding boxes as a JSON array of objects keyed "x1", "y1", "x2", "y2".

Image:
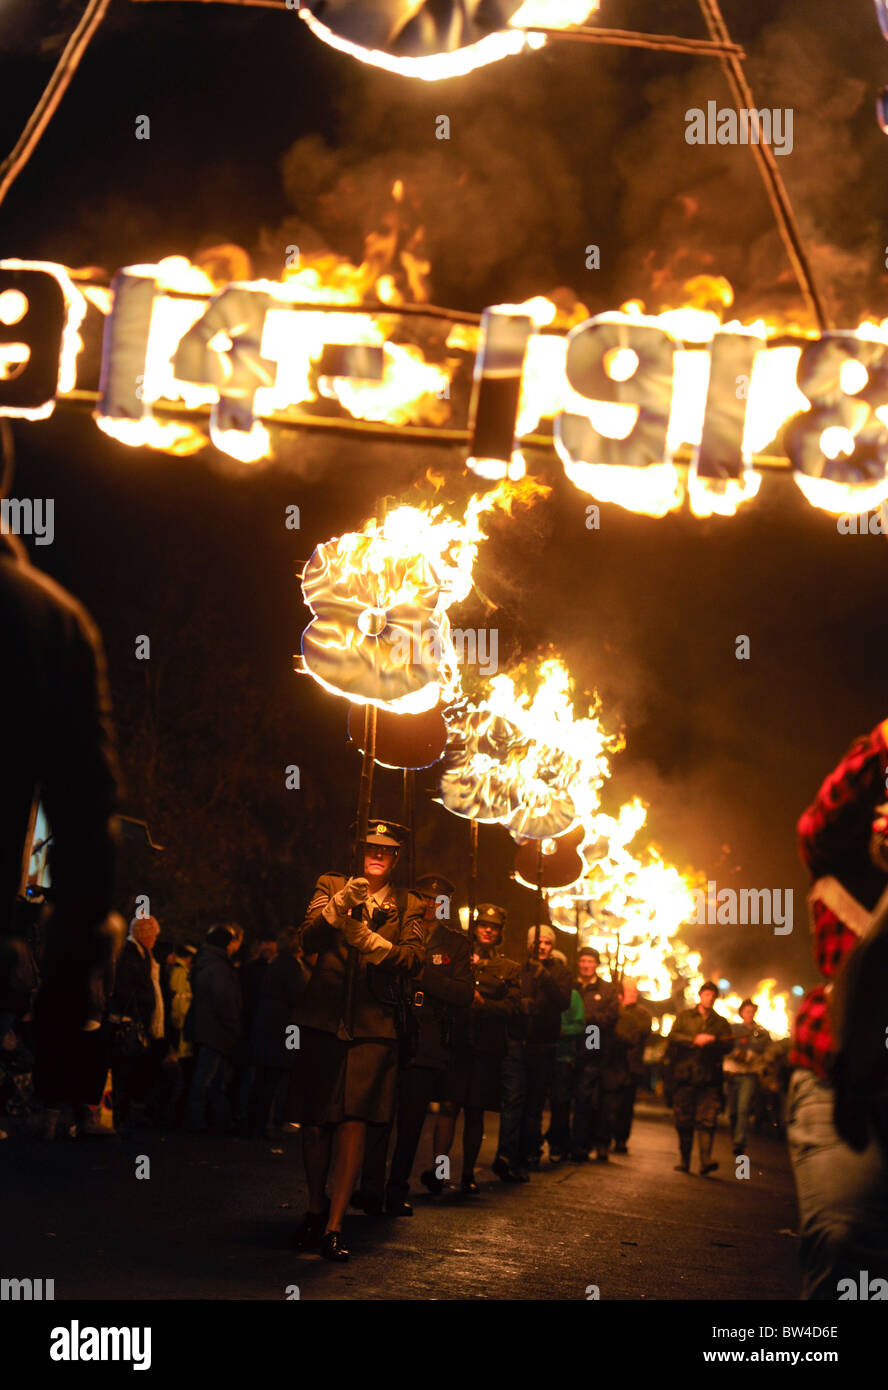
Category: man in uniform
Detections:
[
  {"x1": 291, "y1": 818, "x2": 425, "y2": 1261},
  {"x1": 667, "y1": 980, "x2": 734, "y2": 1174},
  {"x1": 378, "y1": 872, "x2": 474, "y2": 1214},
  {"x1": 495, "y1": 922, "x2": 571, "y2": 1177},
  {"x1": 570, "y1": 947, "x2": 620, "y2": 1162},
  {"x1": 610, "y1": 978, "x2": 652, "y2": 1155}
]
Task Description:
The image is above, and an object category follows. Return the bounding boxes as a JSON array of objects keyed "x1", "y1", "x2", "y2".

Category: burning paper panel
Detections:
[
  {"x1": 0, "y1": 260, "x2": 87, "y2": 420},
  {"x1": 438, "y1": 658, "x2": 620, "y2": 838},
  {"x1": 299, "y1": 2, "x2": 598, "y2": 82}
]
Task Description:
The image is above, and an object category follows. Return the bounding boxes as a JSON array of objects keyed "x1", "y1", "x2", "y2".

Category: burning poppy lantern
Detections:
[{"x1": 298, "y1": 1, "x2": 598, "y2": 80}]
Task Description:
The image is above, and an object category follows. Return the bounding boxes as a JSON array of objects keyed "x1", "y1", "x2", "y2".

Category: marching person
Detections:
[
  {"x1": 368, "y1": 873, "x2": 474, "y2": 1215},
  {"x1": 667, "y1": 980, "x2": 734, "y2": 1174},
  {"x1": 184, "y1": 924, "x2": 243, "y2": 1134},
  {"x1": 725, "y1": 998, "x2": 770, "y2": 1155},
  {"x1": 495, "y1": 922, "x2": 571, "y2": 1177},
  {"x1": 428, "y1": 903, "x2": 521, "y2": 1192},
  {"x1": 788, "y1": 719, "x2": 888, "y2": 1298},
  {"x1": 290, "y1": 819, "x2": 425, "y2": 1261},
  {"x1": 544, "y1": 956, "x2": 585, "y2": 1163},
  {"x1": 107, "y1": 914, "x2": 165, "y2": 1135},
  {"x1": 570, "y1": 947, "x2": 620, "y2": 1162},
  {"x1": 610, "y1": 978, "x2": 652, "y2": 1155}
]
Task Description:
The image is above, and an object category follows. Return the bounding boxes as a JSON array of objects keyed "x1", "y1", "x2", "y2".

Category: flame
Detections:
[
  {"x1": 299, "y1": 479, "x2": 533, "y2": 712},
  {"x1": 298, "y1": 3, "x2": 598, "y2": 83},
  {"x1": 440, "y1": 656, "x2": 622, "y2": 837},
  {"x1": 548, "y1": 799, "x2": 705, "y2": 1000},
  {"x1": 722, "y1": 978, "x2": 792, "y2": 1040}
]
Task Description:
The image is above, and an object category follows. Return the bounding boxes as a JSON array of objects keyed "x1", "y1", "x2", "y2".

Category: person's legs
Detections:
[
  {"x1": 358, "y1": 1120, "x2": 390, "y2": 1207},
  {"x1": 205, "y1": 1053, "x2": 234, "y2": 1131},
  {"x1": 302, "y1": 1124, "x2": 333, "y2": 1214},
  {"x1": 734, "y1": 1075, "x2": 756, "y2": 1150},
  {"x1": 672, "y1": 1084, "x2": 695, "y2": 1170},
  {"x1": 696, "y1": 1086, "x2": 721, "y2": 1173},
  {"x1": 462, "y1": 1106, "x2": 485, "y2": 1180},
  {"x1": 523, "y1": 1044, "x2": 554, "y2": 1165},
  {"x1": 571, "y1": 1063, "x2": 599, "y2": 1157},
  {"x1": 786, "y1": 1068, "x2": 888, "y2": 1299},
  {"x1": 388, "y1": 1067, "x2": 436, "y2": 1198},
  {"x1": 185, "y1": 1045, "x2": 220, "y2": 1131},
  {"x1": 613, "y1": 1083, "x2": 637, "y2": 1146},
  {"x1": 327, "y1": 1119, "x2": 367, "y2": 1233},
  {"x1": 547, "y1": 1057, "x2": 575, "y2": 1155},
  {"x1": 596, "y1": 1083, "x2": 619, "y2": 1156},
  {"x1": 496, "y1": 1039, "x2": 526, "y2": 1168}
]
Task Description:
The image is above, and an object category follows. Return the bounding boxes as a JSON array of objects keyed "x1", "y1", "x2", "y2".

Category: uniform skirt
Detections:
[
  {"x1": 287, "y1": 1026, "x2": 398, "y2": 1126},
  {"x1": 443, "y1": 1047, "x2": 503, "y2": 1111}
]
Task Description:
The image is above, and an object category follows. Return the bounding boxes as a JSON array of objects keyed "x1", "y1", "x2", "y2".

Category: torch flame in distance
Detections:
[{"x1": 298, "y1": 3, "x2": 598, "y2": 83}]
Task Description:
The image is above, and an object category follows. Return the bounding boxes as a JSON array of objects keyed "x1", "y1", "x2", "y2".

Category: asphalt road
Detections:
[{"x1": 2, "y1": 1101, "x2": 801, "y2": 1301}]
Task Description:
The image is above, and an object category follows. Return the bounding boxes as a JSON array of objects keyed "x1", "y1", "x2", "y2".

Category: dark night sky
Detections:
[{"x1": 3, "y1": 0, "x2": 888, "y2": 999}]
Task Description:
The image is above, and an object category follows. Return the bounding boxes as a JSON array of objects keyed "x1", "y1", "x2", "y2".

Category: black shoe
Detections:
[
  {"x1": 351, "y1": 1189, "x2": 383, "y2": 1216},
  {"x1": 320, "y1": 1230, "x2": 349, "y2": 1262},
  {"x1": 420, "y1": 1168, "x2": 444, "y2": 1195},
  {"x1": 461, "y1": 1176, "x2": 479, "y2": 1194},
  {"x1": 293, "y1": 1204, "x2": 329, "y2": 1250},
  {"x1": 384, "y1": 1197, "x2": 413, "y2": 1217},
  {"x1": 700, "y1": 1161, "x2": 719, "y2": 1175},
  {"x1": 594, "y1": 1150, "x2": 610, "y2": 1163},
  {"x1": 524, "y1": 1154, "x2": 541, "y2": 1171},
  {"x1": 492, "y1": 1155, "x2": 529, "y2": 1184},
  {"x1": 673, "y1": 1162, "x2": 691, "y2": 1172},
  {"x1": 613, "y1": 1143, "x2": 628, "y2": 1154},
  {"x1": 548, "y1": 1149, "x2": 564, "y2": 1165}
]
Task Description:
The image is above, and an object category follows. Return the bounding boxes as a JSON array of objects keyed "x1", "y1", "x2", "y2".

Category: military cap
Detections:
[
  {"x1": 475, "y1": 903, "x2": 507, "y2": 928},
  {"x1": 415, "y1": 873, "x2": 456, "y2": 899},
  {"x1": 351, "y1": 818, "x2": 410, "y2": 848}
]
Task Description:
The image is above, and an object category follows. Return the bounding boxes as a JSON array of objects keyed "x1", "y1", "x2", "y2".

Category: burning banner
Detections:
[{"x1": 5, "y1": 253, "x2": 888, "y2": 519}]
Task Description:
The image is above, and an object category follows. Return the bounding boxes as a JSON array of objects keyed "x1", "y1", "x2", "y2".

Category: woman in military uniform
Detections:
[
  {"x1": 425, "y1": 902, "x2": 520, "y2": 1193},
  {"x1": 290, "y1": 819, "x2": 425, "y2": 1261}
]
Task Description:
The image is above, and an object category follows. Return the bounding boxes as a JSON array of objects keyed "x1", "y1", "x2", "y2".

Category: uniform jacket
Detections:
[
  {"x1": 575, "y1": 975, "x2": 621, "y2": 1067},
  {"x1": 411, "y1": 922, "x2": 473, "y2": 1069},
  {"x1": 250, "y1": 953, "x2": 309, "y2": 1069},
  {"x1": 456, "y1": 948, "x2": 521, "y2": 1056},
  {"x1": 667, "y1": 1005, "x2": 734, "y2": 1087},
  {"x1": 189, "y1": 943, "x2": 243, "y2": 1058},
  {"x1": 297, "y1": 874, "x2": 425, "y2": 1041},
  {"x1": 610, "y1": 1001, "x2": 653, "y2": 1086},
  {"x1": 511, "y1": 956, "x2": 573, "y2": 1044},
  {"x1": 0, "y1": 532, "x2": 117, "y2": 945},
  {"x1": 108, "y1": 939, "x2": 157, "y2": 1031}
]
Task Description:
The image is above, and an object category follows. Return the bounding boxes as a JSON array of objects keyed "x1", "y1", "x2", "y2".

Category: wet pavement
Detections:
[{"x1": 2, "y1": 1101, "x2": 800, "y2": 1301}]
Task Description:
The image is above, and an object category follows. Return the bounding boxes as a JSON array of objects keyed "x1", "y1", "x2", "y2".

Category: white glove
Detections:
[
  {"x1": 342, "y1": 916, "x2": 392, "y2": 963},
  {"x1": 329, "y1": 877, "x2": 370, "y2": 915}
]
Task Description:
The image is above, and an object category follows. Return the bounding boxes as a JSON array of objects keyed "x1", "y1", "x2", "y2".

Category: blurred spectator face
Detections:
[
  {"x1": 133, "y1": 916, "x2": 160, "y2": 951},
  {"x1": 699, "y1": 987, "x2": 717, "y2": 1010},
  {"x1": 578, "y1": 953, "x2": 599, "y2": 982},
  {"x1": 537, "y1": 936, "x2": 553, "y2": 961},
  {"x1": 621, "y1": 981, "x2": 639, "y2": 1005},
  {"x1": 740, "y1": 1003, "x2": 756, "y2": 1025}
]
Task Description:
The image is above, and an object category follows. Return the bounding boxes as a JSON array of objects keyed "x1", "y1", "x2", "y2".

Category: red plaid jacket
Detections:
[{"x1": 790, "y1": 720, "x2": 888, "y2": 1078}]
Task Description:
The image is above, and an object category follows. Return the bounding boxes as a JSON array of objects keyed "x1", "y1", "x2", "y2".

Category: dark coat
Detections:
[
  {"x1": 575, "y1": 975, "x2": 621, "y2": 1068},
  {"x1": 667, "y1": 1005, "x2": 734, "y2": 1086},
  {"x1": 457, "y1": 949, "x2": 521, "y2": 1057},
  {"x1": 108, "y1": 939, "x2": 156, "y2": 1031},
  {"x1": 250, "y1": 953, "x2": 309, "y2": 1069},
  {"x1": 189, "y1": 943, "x2": 243, "y2": 1058},
  {"x1": 296, "y1": 874, "x2": 425, "y2": 1041},
  {"x1": 411, "y1": 922, "x2": 473, "y2": 1069},
  {"x1": 0, "y1": 532, "x2": 117, "y2": 944},
  {"x1": 610, "y1": 1001, "x2": 653, "y2": 1086},
  {"x1": 511, "y1": 956, "x2": 573, "y2": 1044}
]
